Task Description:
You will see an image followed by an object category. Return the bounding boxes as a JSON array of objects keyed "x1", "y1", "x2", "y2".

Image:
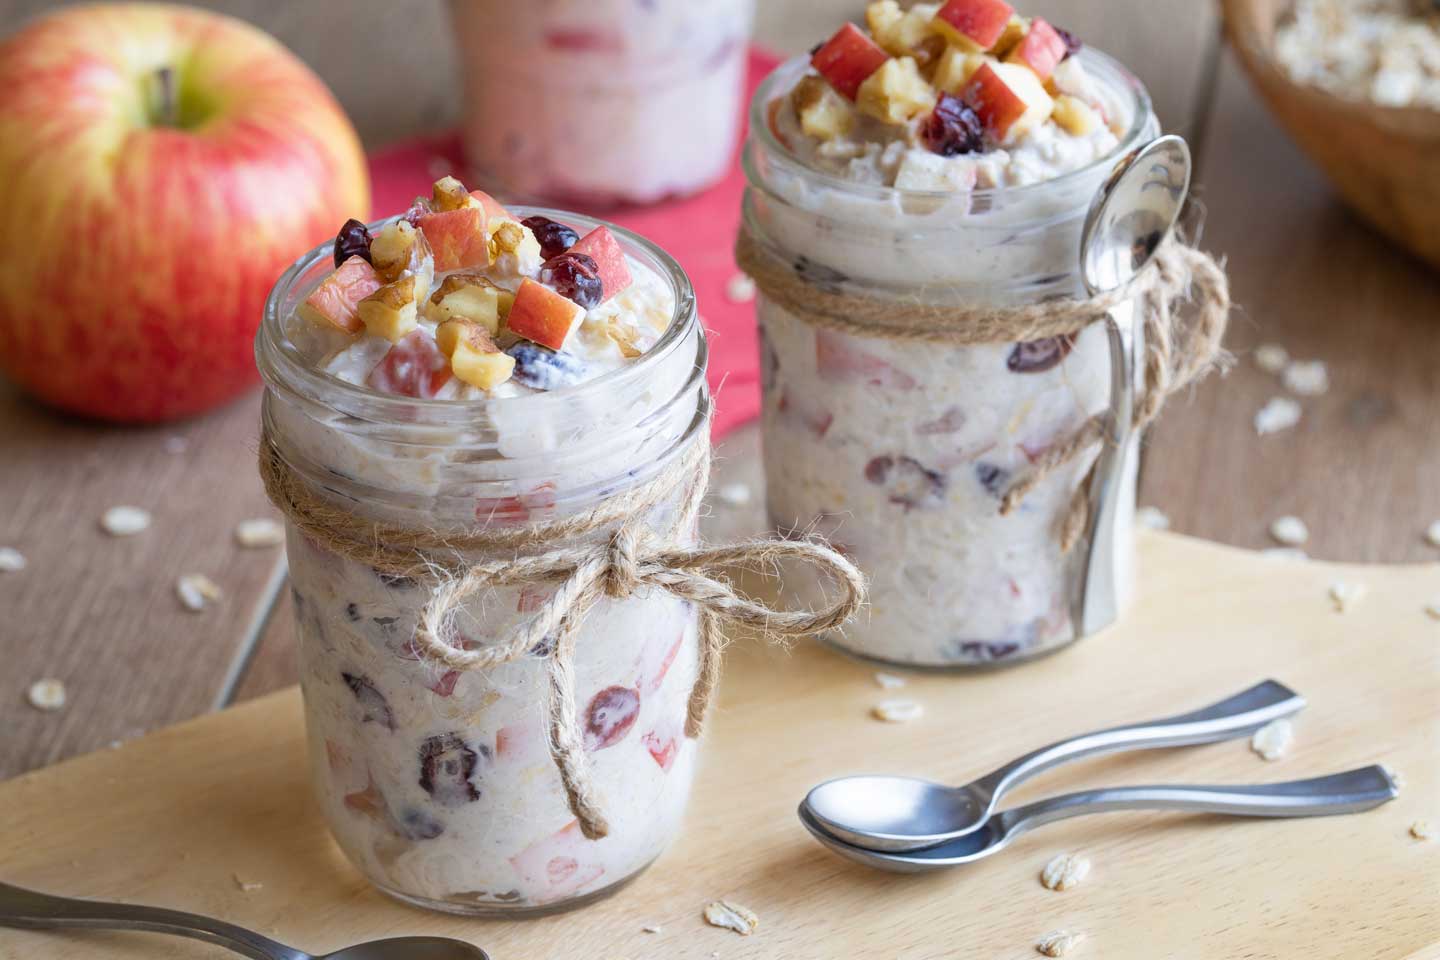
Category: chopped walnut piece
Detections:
[
  {"x1": 1410, "y1": 819, "x2": 1434, "y2": 841},
  {"x1": 703, "y1": 900, "x2": 758, "y2": 936}
]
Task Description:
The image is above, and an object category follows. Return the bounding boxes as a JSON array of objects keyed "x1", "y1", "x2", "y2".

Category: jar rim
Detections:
[
  {"x1": 255, "y1": 207, "x2": 701, "y2": 428},
  {"x1": 747, "y1": 48, "x2": 1156, "y2": 203}
]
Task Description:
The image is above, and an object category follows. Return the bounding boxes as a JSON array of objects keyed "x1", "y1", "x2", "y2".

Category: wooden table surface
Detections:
[{"x1": 3, "y1": 1, "x2": 1438, "y2": 783}]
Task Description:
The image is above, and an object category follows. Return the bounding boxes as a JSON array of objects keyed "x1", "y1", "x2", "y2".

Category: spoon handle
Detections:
[
  {"x1": 996, "y1": 765, "x2": 1399, "y2": 841},
  {"x1": 974, "y1": 680, "x2": 1306, "y2": 804},
  {"x1": 0, "y1": 880, "x2": 309, "y2": 960}
]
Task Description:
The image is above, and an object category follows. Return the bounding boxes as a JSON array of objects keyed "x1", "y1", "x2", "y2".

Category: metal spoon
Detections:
[
  {"x1": 1075, "y1": 133, "x2": 1193, "y2": 638},
  {"x1": 801, "y1": 765, "x2": 1398, "y2": 874},
  {"x1": 0, "y1": 881, "x2": 489, "y2": 960},
  {"x1": 803, "y1": 679, "x2": 1302, "y2": 852}
]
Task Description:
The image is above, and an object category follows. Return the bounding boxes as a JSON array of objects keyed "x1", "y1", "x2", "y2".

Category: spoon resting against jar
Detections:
[{"x1": 0, "y1": 881, "x2": 489, "y2": 960}]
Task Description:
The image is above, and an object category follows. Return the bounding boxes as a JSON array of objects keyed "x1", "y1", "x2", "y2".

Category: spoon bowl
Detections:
[
  {"x1": 804, "y1": 775, "x2": 985, "y2": 851},
  {"x1": 324, "y1": 938, "x2": 490, "y2": 960}
]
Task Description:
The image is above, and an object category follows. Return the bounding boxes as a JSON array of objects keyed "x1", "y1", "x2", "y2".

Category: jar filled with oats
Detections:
[{"x1": 740, "y1": 4, "x2": 1223, "y2": 669}]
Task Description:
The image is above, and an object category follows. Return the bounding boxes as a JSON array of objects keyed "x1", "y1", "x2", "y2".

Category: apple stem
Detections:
[{"x1": 148, "y1": 66, "x2": 178, "y2": 128}]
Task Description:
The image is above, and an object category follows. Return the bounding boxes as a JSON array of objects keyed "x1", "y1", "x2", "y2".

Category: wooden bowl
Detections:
[{"x1": 1220, "y1": 0, "x2": 1440, "y2": 270}]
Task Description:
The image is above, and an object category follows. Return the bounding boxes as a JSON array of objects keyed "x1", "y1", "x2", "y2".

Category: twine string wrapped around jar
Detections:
[
  {"x1": 260, "y1": 426, "x2": 866, "y2": 841},
  {"x1": 735, "y1": 226, "x2": 1232, "y2": 550}
]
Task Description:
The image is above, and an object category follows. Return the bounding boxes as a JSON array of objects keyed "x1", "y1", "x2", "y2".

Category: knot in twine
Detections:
[
  {"x1": 736, "y1": 226, "x2": 1232, "y2": 550},
  {"x1": 260, "y1": 432, "x2": 865, "y2": 840}
]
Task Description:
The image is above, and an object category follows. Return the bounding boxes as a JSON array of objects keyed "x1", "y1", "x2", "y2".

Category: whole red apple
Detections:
[{"x1": 0, "y1": 3, "x2": 370, "y2": 422}]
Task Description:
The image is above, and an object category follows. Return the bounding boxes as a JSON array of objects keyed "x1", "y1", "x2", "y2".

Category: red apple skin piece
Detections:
[
  {"x1": 1006, "y1": 18, "x2": 1067, "y2": 81},
  {"x1": 418, "y1": 206, "x2": 490, "y2": 272},
  {"x1": 507, "y1": 278, "x2": 586, "y2": 350},
  {"x1": 963, "y1": 63, "x2": 1029, "y2": 140},
  {"x1": 934, "y1": 0, "x2": 1016, "y2": 50},
  {"x1": 365, "y1": 329, "x2": 452, "y2": 398},
  {"x1": 469, "y1": 188, "x2": 516, "y2": 223},
  {"x1": 301, "y1": 255, "x2": 382, "y2": 334},
  {"x1": 810, "y1": 22, "x2": 890, "y2": 100},
  {"x1": 568, "y1": 226, "x2": 633, "y2": 302},
  {"x1": 0, "y1": 4, "x2": 369, "y2": 422},
  {"x1": 814, "y1": 328, "x2": 918, "y2": 390}
]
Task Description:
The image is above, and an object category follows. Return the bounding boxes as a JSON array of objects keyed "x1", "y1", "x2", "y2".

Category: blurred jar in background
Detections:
[{"x1": 449, "y1": 0, "x2": 756, "y2": 208}]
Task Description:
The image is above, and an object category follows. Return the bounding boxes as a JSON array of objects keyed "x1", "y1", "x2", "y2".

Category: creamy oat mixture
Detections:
[
  {"x1": 751, "y1": 1, "x2": 1148, "y2": 667},
  {"x1": 273, "y1": 177, "x2": 704, "y2": 912},
  {"x1": 774, "y1": 1, "x2": 1125, "y2": 190},
  {"x1": 1276, "y1": 0, "x2": 1440, "y2": 109},
  {"x1": 450, "y1": 0, "x2": 755, "y2": 205}
]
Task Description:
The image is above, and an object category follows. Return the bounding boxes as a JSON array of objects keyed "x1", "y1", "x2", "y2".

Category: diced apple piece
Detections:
[
  {"x1": 418, "y1": 206, "x2": 490, "y2": 272},
  {"x1": 1005, "y1": 18, "x2": 1067, "y2": 81},
  {"x1": 365, "y1": 329, "x2": 452, "y2": 398},
  {"x1": 568, "y1": 226, "x2": 633, "y2": 302},
  {"x1": 1050, "y1": 55, "x2": 1099, "y2": 103},
  {"x1": 963, "y1": 61, "x2": 1053, "y2": 143},
  {"x1": 297, "y1": 255, "x2": 382, "y2": 335},
  {"x1": 436, "y1": 320, "x2": 515, "y2": 390},
  {"x1": 370, "y1": 221, "x2": 419, "y2": 275},
  {"x1": 357, "y1": 275, "x2": 419, "y2": 342},
  {"x1": 814, "y1": 328, "x2": 918, "y2": 390},
  {"x1": 931, "y1": 0, "x2": 1015, "y2": 52},
  {"x1": 1051, "y1": 93, "x2": 1101, "y2": 135},
  {"x1": 793, "y1": 74, "x2": 855, "y2": 140},
  {"x1": 469, "y1": 189, "x2": 517, "y2": 226},
  {"x1": 507, "y1": 278, "x2": 586, "y2": 351},
  {"x1": 866, "y1": 1, "x2": 942, "y2": 57},
  {"x1": 431, "y1": 176, "x2": 475, "y2": 212},
  {"x1": 856, "y1": 56, "x2": 936, "y2": 125},
  {"x1": 931, "y1": 46, "x2": 990, "y2": 93},
  {"x1": 428, "y1": 274, "x2": 514, "y2": 333},
  {"x1": 992, "y1": 14, "x2": 1029, "y2": 57},
  {"x1": 811, "y1": 22, "x2": 890, "y2": 100}
]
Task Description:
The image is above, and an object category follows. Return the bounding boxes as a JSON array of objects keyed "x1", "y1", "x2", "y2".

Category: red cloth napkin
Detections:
[{"x1": 367, "y1": 49, "x2": 783, "y2": 440}]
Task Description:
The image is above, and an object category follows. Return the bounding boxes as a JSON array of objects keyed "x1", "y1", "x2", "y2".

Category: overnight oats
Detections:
[
  {"x1": 448, "y1": 0, "x2": 756, "y2": 206},
  {"x1": 257, "y1": 177, "x2": 710, "y2": 914},
  {"x1": 742, "y1": 2, "x2": 1168, "y2": 668}
]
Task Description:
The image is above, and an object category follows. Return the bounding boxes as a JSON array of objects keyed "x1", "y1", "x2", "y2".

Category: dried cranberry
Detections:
[
  {"x1": 584, "y1": 685, "x2": 641, "y2": 751},
  {"x1": 865, "y1": 455, "x2": 947, "y2": 511},
  {"x1": 539, "y1": 251, "x2": 603, "y2": 309},
  {"x1": 1054, "y1": 26, "x2": 1083, "y2": 59},
  {"x1": 975, "y1": 462, "x2": 1010, "y2": 498},
  {"x1": 418, "y1": 733, "x2": 485, "y2": 806},
  {"x1": 521, "y1": 215, "x2": 579, "y2": 260},
  {"x1": 341, "y1": 672, "x2": 395, "y2": 731},
  {"x1": 955, "y1": 640, "x2": 1022, "y2": 662},
  {"x1": 920, "y1": 93, "x2": 984, "y2": 157},
  {"x1": 333, "y1": 218, "x2": 372, "y2": 268},
  {"x1": 1007, "y1": 334, "x2": 1076, "y2": 373}
]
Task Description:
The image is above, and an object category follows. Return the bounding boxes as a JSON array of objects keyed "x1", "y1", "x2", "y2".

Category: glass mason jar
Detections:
[
  {"x1": 743, "y1": 53, "x2": 1159, "y2": 670},
  {"x1": 255, "y1": 212, "x2": 709, "y2": 915},
  {"x1": 448, "y1": 0, "x2": 756, "y2": 207}
]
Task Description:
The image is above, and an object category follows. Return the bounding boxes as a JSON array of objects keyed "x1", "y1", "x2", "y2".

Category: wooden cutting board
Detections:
[{"x1": 2, "y1": 532, "x2": 1436, "y2": 960}]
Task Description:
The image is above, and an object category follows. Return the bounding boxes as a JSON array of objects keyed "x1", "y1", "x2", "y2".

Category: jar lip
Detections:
[
  {"x1": 747, "y1": 48, "x2": 1157, "y2": 202},
  {"x1": 256, "y1": 207, "x2": 699, "y2": 426}
]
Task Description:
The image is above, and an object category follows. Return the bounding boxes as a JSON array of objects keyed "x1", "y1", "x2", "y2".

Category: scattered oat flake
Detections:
[
  {"x1": 703, "y1": 900, "x2": 758, "y2": 936},
  {"x1": 716, "y1": 483, "x2": 752, "y2": 507},
  {"x1": 1251, "y1": 718, "x2": 1293, "y2": 761},
  {"x1": 1424, "y1": 521, "x2": 1440, "y2": 548},
  {"x1": 1282, "y1": 359, "x2": 1329, "y2": 396},
  {"x1": 872, "y1": 699, "x2": 923, "y2": 723},
  {"x1": 1410, "y1": 820, "x2": 1434, "y2": 841},
  {"x1": 101, "y1": 506, "x2": 151, "y2": 536},
  {"x1": 1136, "y1": 506, "x2": 1170, "y2": 530},
  {"x1": 1036, "y1": 930, "x2": 1084, "y2": 957},
  {"x1": 1254, "y1": 343, "x2": 1289, "y2": 374},
  {"x1": 724, "y1": 272, "x2": 756, "y2": 303},
  {"x1": 0, "y1": 547, "x2": 26, "y2": 572},
  {"x1": 642, "y1": 925, "x2": 663, "y2": 934},
  {"x1": 27, "y1": 678, "x2": 67, "y2": 712},
  {"x1": 1254, "y1": 397, "x2": 1302, "y2": 436},
  {"x1": 235, "y1": 518, "x2": 285, "y2": 548},
  {"x1": 1424, "y1": 601, "x2": 1440, "y2": 621},
  {"x1": 232, "y1": 874, "x2": 264, "y2": 893},
  {"x1": 1328, "y1": 580, "x2": 1366, "y2": 613},
  {"x1": 1040, "y1": 852, "x2": 1091, "y2": 891},
  {"x1": 874, "y1": 672, "x2": 907, "y2": 690},
  {"x1": 1269, "y1": 515, "x2": 1309, "y2": 546},
  {"x1": 177, "y1": 574, "x2": 223, "y2": 612},
  {"x1": 1262, "y1": 547, "x2": 1309, "y2": 562}
]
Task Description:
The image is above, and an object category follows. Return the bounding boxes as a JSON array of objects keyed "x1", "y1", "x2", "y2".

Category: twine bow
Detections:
[{"x1": 260, "y1": 431, "x2": 865, "y2": 840}]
